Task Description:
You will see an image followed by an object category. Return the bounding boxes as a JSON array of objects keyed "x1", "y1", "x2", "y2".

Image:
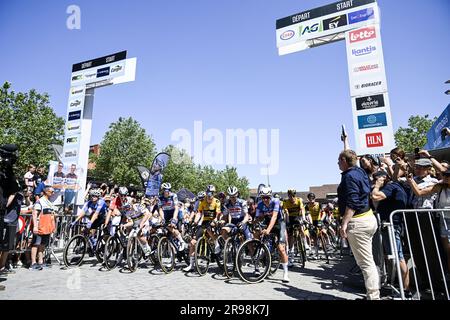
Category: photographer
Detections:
[{"x1": 0, "y1": 144, "x2": 21, "y2": 291}]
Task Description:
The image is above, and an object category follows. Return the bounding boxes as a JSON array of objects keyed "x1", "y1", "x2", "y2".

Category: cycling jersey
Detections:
[
  {"x1": 306, "y1": 202, "x2": 321, "y2": 221},
  {"x1": 255, "y1": 198, "x2": 284, "y2": 226},
  {"x1": 110, "y1": 196, "x2": 130, "y2": 213},
  {"x1": 193, "y1": 200, "x2": 201, "y2": 212},
  {"x1": 198, "y1": 198, "x2": 221, "y2": 222},
  {"x1": 223, "y1": 199, "x2": 248, "y2": 224},
  {"x1": 127, "y1": 203, "x2": 148, "y2": 221},
  {"x1": 282, "y1": 197, "x2": 304, "y2": 217},
  {"x1": 81, "y1": 199, "x2": 108, "y2": 217},
  {"x1": 159, "y1": 193, "x2": 178, "y2": 222}
]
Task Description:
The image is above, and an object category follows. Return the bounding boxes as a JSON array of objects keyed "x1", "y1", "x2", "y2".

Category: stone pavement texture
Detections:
[{"x1": 0, "y1": 252, "x2": 364, "y2": 300}]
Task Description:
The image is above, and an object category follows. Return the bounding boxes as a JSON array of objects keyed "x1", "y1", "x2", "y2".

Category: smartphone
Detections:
[
  {"x1": 341, "y1": 124, "x2": 347, "y2": 141},
  {"x1": 414, "y1": 147, "x2": 420, "y2": 159}
]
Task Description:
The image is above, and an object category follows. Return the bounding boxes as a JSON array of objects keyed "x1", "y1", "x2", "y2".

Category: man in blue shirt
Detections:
[
  {"x1": 371, "y1": 171, "x2": 410, "y2": 295},
  {"x1": 337, "y1": 149, "x2": 380, "y2": 300}
]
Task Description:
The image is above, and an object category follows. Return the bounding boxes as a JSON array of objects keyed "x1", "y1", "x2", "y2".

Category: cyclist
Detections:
[
  {"x1": 255, "y1": 186, "x2": 290, "y2": 283},
  {"x1": 158, "y1": 183, "x2": 186, "y2": 251},
  {"x1": 221, "y1": 186, "x2": 252, "y2": 242},
  {"x1": 103, "y1": 186, "x2": 131, "y2": 235},
  {"x1": 123, "y1": 197, "x2": 153, "y2": 257},
  {"x1": 71, "y1": 188, "x2": 108, "y2": 248},
  {"x1": 183, "y1": 185, "x2": 221, "y2": 272},
  {"x1": 282, "y1": 189, "x2": 308, "y2": 267},
  {"x1": 305, "y1": 193, "x2": 326, "y2": 256}
]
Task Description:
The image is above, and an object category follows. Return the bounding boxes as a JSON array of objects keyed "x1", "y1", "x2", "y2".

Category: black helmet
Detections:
[{"x1": 307, "y1": 192, "x2": 316, "y2": 199}]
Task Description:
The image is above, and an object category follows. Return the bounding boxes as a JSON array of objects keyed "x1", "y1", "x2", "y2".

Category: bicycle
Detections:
[
  {"x1": 223, "y1": 224, "x2": 247, "y2": 278},
  {"x1": 291, "y1": 222, "x2": 307, "y2": 268},
  {"x1": 63, "y1": 222, "x2": 107, "y2": 267},
  {"x1": 304, "y1": 220, "x2": 330, "y2": 264},
  {"x1": 103, "y1": 225, "x2": 129, "y2": 270},
  {"x1": 194, "y1": 222, "x2": 225, "y2": 276},
  {"x1": 156, "y1": 221, "x2": 190, "y2": 274}
]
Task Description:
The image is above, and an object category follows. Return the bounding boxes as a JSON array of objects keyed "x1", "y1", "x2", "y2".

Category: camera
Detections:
[{"x1": 0, "y1": 144, "x2": 18, "y2": 171}]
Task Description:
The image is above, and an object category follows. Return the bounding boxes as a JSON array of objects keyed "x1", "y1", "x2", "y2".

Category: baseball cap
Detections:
[{"x1": 415, "y1": 158, "x2": 432, "y2": 167}]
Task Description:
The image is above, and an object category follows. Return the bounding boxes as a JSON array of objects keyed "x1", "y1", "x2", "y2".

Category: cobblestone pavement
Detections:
[{"x1": 1, "y1": 251, "x2": 364, "y2": 300}]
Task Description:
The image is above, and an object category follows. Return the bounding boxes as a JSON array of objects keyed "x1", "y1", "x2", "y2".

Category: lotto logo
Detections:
[
  {"x1": 366, "y1": 132, "x2": 383, "y2": 148},
  {"x1": 349, "y1": 27, "x2": 376, "y2": 43}
]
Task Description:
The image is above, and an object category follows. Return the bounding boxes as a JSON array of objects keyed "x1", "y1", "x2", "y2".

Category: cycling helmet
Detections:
[
  {"x1": 118, "y1": 187, "x2": 129, "y2": 196},
  {"x1": 161, "y1": 182, "x2": 171, "y2": 191},
  {"x1": 274, "y1": 193, "x2": 280, "y2": 199},
  {"x1": 307, "y1": 192, "x2": 316, "y2": 199},
  {"x1": 218, "y1": 192, "x2": 226, "y2": 199},
  {"x1": 227, "y1": 186, "x2": 239, "y2": 197},
  {"x1": 259, "y1": 186, "x2": 272, "y2": 198},
  {"x1": 287, "y1": 189, "x2": 296, "y2": 196},
  {"x1": 206, "y1": 185, "x2": 216, "y2": 193},
  {"x1": 197, "y1": 191, "x2": 206, "y2": 200},
  {"x1": 90, "y1": 189, "x2": 101, "y2": 197}
]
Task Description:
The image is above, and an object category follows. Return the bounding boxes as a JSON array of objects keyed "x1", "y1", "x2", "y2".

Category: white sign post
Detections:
[{"x1": 62, "y1": 51, "x2": 137, "y2": 206}]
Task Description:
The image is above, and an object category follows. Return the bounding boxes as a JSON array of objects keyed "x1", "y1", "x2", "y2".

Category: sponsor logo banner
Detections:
[
  {"x1": 357, "y1": 112, "x2": 387, "y2": 129},
  {"x1": 366, "y1": 132, "x2": 383, "y2": 148},
  {"x1": 355, "y1": 94, "x2": 385, "y2": 111},
  {"x1": 72, "y1": 50, "x2": 127, "y2": 72},
  {"x1": 323, "y1": 14, "x2": 347, "y2": 30},
  {"x1": 349, "y1": 26, "x2": 376, "y2": 43},
  {"x1": 351, "y1": 44, "x2": 377, "y2": 58},
  {"x1": 299, "y1": 21, "x2": 322, "y2": 37},
  {"x1": 68, "y1": 110, "x2": 81, "y2": 121},
  {"x1": 348, "y1": 8, "x2": 374, "y2": 24},
  {"x1": 64, "y1": 149, "x2": 78, "y2": 158},
  {"x1": 65, "y1": 136, "x2": 79, "y2": 145},
  {"x1": 97, "y1": 66, "x2": 110, "y2": 78},
  {"x1": 280, "y1": 30, "x2": 295, "y2": 40},
  {"x1": 110, "y1": 64, "x2": 124, "y2": 74},
  {"x1": 70, "y1": 86, "x2": 85, "y2": 96},
  {"x1": 352, "y1": 60, "x2": 380, "y2": 74},
  {"x1": 67, "y1": 121, "x2": 81, "y2": 132},
  {"x1": 69, "y1": 99, "x2": 82, "y2": 108}
]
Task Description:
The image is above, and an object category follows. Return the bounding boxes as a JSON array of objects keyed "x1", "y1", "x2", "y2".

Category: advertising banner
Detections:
[
  {"x1": 62, "y1": 51, "x2": 137, "y2": 205},
  {"x1": 346, "y1": 24, "x2": 394, "y2": 155},
  {"x1": 423, "y1": 104, "x2": 450, "y2": 151},
  {"x1": 276, "y1": 0, "x2": 379, "y2": 55}
]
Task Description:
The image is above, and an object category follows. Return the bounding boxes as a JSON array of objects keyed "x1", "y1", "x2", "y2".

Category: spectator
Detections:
[
  {"x1": 418, "y1": 149, "x2": 448, "y2": 175},
  {"x1": 33, "y1": 166, "x2": 45, "y2": 188},
  {"x1": 411, "y1": 158, "x2": 438, "y2": 209},
  {"x1": 30, "y1": 186, "x2": 56, "y2": 270},
  {"x1": 247, "y1": 198, "x2": 256, "y2": 220},
  {"x1": 380, "y1": 147, "x2": 406, "y2": 178},
  {"x1": 371, "y1": 171, "x2": 411, "y2": 296},
  {"x1": 100, "y1": 183, "x2": 109, "y2": 197},
  {"x1": 24, "y1": 164, "x2": 36, "y2": 193},
  {"x1": 337, "y1": 149, "x2": 380, "y2": 300}
]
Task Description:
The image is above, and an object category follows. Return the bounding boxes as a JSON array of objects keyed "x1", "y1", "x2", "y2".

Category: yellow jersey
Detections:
[
  {"x1": 282, "y1": 198, "x2": 304, "y2": 217},
  {"x1": 306, "y1": 202, "x2": 321, "y2": 221},
  {"x1": 198, "y1": 198, "x2": 221, "y2": 221}
]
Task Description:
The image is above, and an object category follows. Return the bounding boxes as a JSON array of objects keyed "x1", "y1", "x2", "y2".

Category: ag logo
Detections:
[{"x1": 300, "y1": 22, "x2": 322, "y2": 36}]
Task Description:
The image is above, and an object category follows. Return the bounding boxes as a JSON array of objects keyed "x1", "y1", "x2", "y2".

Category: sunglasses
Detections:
[{"x1": 262, "y1": 196, "x2": 271, "y2": 200}]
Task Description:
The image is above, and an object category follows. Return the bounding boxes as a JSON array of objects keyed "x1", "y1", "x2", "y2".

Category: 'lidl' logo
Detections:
[{"x1": 300, "y1": 22, "x2": 322, "y2": 36}]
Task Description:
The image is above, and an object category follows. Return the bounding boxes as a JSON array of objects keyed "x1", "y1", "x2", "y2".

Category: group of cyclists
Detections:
[{"x1": 64, "y1": 182, "x2": 343, "y2": 284}]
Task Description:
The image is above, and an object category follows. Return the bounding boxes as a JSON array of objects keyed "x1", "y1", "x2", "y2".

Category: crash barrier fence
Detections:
[{"x1": 381, "y1": 209, "x2": 449, "y2": 300}]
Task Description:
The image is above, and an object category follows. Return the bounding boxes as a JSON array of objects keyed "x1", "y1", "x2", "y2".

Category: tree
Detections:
[
  {"x1": 0, "y1": 81, "x2": 65, "y2": 176},
  {"x1": 92, "y1": 117, "x2": 156, "y2": 186},
  {"x1": 394, "y1": 114, "x2": 436, "y2": 153},
  {"x1": 161, "y1": 145, "x2": 250, "y2": 198}
]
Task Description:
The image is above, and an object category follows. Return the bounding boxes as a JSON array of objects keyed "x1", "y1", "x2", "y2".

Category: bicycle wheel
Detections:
[
  {"x1": 127, "y1": 236, "x2": 142, "y2": 273},
  {"x1": 95, "y1": 234, "x2": 109, "y2": 263},
  {"x1": 223, "y1": 238, "x2": 236, "y2": 278},
  {"x1": 63, "y1": 235, "x2": 87, "y2": 267},
  {"x1": 235, "y1": 239, "x2": 270, "y2": 284},
  {"x1": 148, "y1": 234, "x2": 160, "y2": 266},
  {"x1": 295, "y1": 235, "x2": 306, "y2": 269},
  {"x1": 195, "y1": 237, "x2": 210, "y2": 276},
  {"x1": 157, "y1": 236, "x2": 175, "y2": 274},
  {"x1": 215, "y1": 236, "x2": 225, "y2": 273},
  {"x1": 320, "y1": 234, "x2": 330, "y2": 264},
  {"x1": 104, "y1": 236, "x2": 122, "y2": 270}
]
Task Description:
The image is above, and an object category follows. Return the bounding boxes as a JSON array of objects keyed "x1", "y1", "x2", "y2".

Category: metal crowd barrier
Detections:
[
  {"x1": 385, "y1": 209, "x2": 450, "y2": 300},
  {"x1": 14, "y1": 212, "x2": 77, "y2": 257}
]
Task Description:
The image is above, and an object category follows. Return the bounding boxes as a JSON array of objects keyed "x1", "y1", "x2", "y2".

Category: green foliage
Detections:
[
  {"x1": 92, "y1": 117, "x2": 156, "y2": 186},
  {"x1": 394, "y1": 114, "x2": 437, "y2": 153},
  {"x1": 162, "y1": 145, "x2": 250, "y2": 198},
  {"x1": 0, "y1": 82, "x2": 65, "y2": 176}
]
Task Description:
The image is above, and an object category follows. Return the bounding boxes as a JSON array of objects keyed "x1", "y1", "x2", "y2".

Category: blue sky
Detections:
[{"x1": 1, "y1": 0, "x2": 449, "y2": 192}]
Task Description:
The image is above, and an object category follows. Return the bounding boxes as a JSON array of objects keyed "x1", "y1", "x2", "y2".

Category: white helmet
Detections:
[
  {"x1": 206, "y1": 185, "x2": 216, "y2": 193},
  {"x1": 161, "y1": 182, "x2": 171, "y2": 191},
  {"x1": 118, "y1": 187, "x2": 128, "y2": 196},
  {"x1": 227, "y1": 186, "x2": 239, "y2": 197},
  {"x1": 197, "y1": 191, "x2": 206, "y2": 200},
  {"x1": 259, "y1": 186, "x2": 272, "y2": 198},
  {"x1": 90, "y1": 189, "x2": 101, "y2": 197}
]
